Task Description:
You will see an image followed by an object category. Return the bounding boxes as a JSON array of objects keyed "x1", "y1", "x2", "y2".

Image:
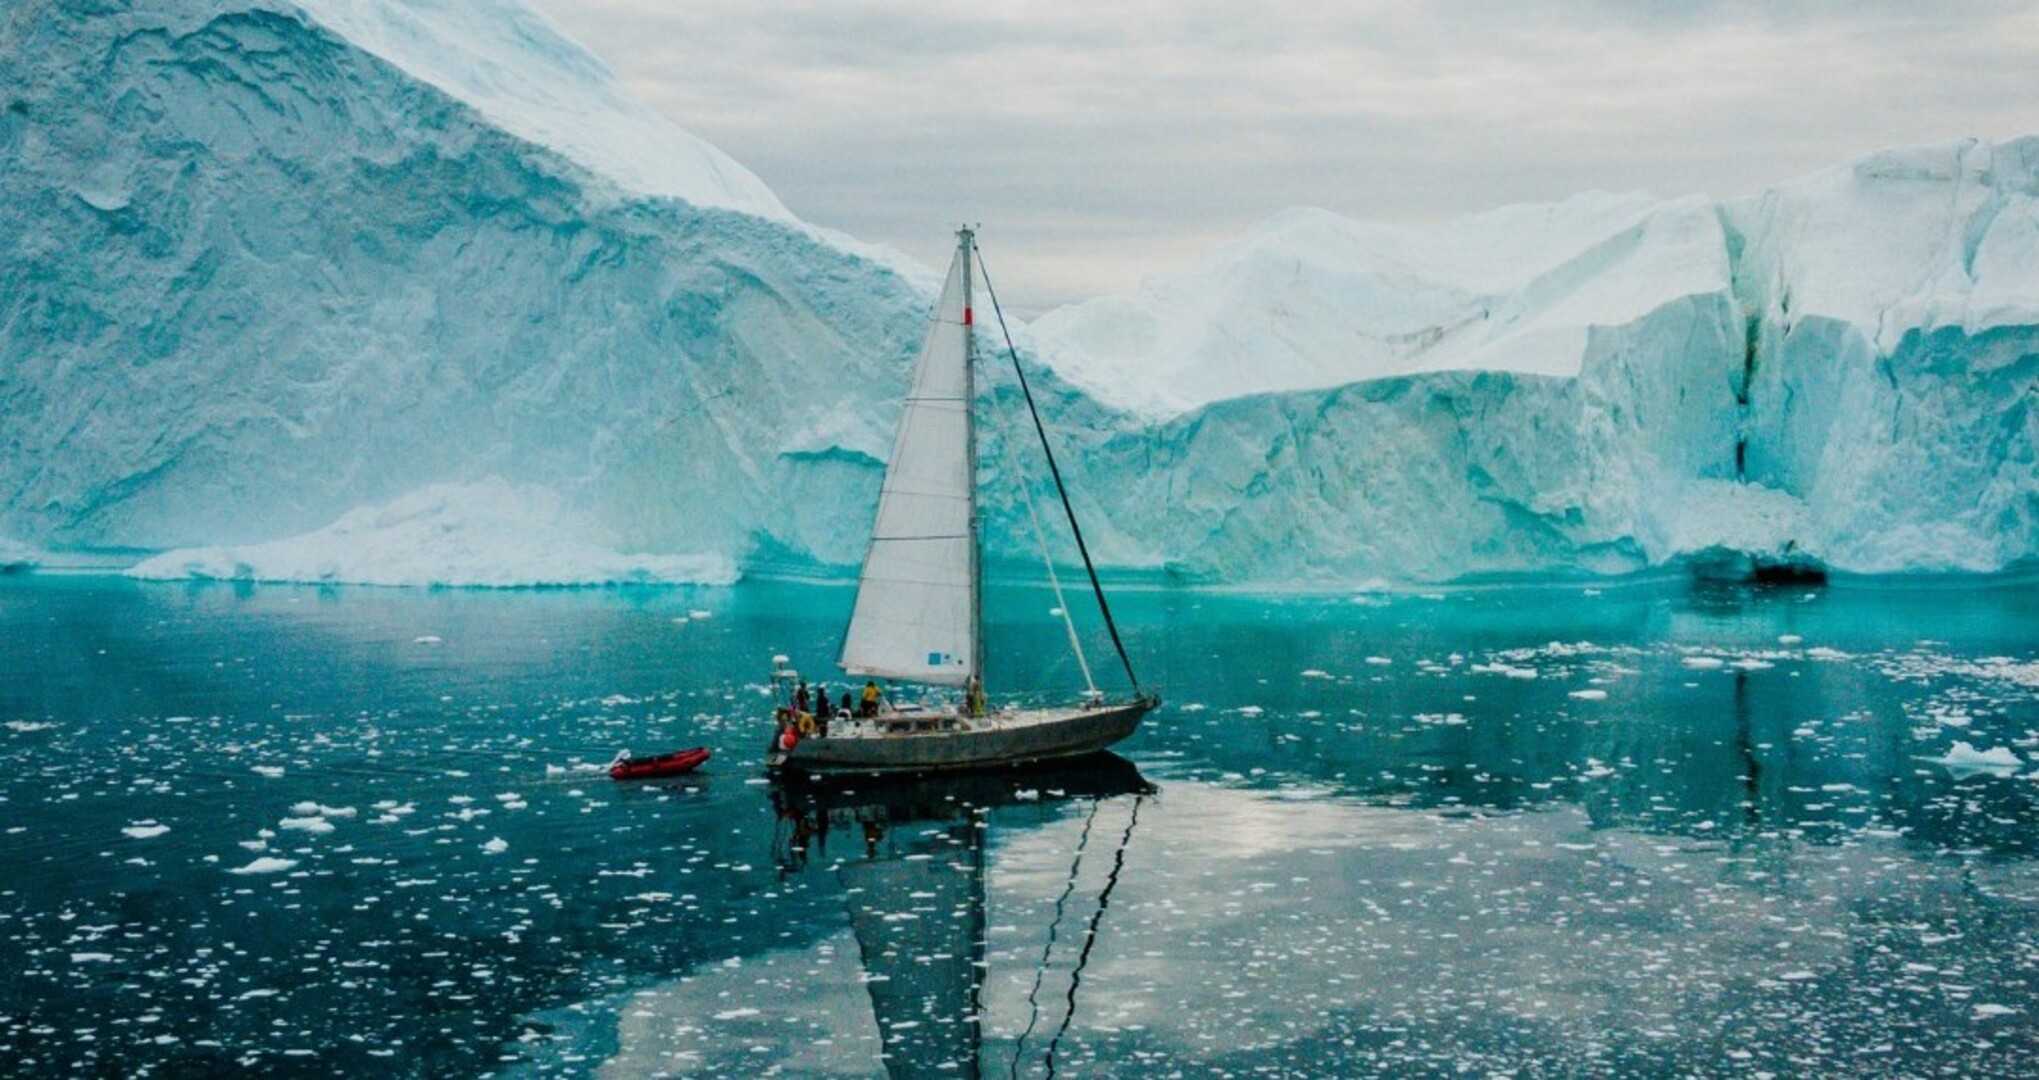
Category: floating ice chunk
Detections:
[
  {"x1": 252, "y1": 766, "x2": 286, "y2": 778},
  {"x1": 482, "y1": 837, "x2": 508, "y2": 854},
  {"x1": 1236, "y1": 705, "x2": 1264, "y2": 717},
  {"x1": 280, "y1": 816, "x2": 335, "y2": 834},
  {"x1": 72, "y1": 952, "x2": 115, "y2": 963},
  {"x1": 1568, "y1": 689, "x2": 1609, "y2": 701},
  {"x1": 413, "y1": 635, "x2": 443, "y2": 645},
  {"x1": 1300, "y1": 669, "x2": 1332, "y2": 680},
  {"x1": 714, "y1": 1007, "x2": 760, "y2": 1020},
  {"x1": 1974, "y1": 1003, "x2": 2020, "y2": 1019},
  {"x1": 6, "y1": 720, "x2": 56, "y2": 732},
  {"x1": 228, "y1": 857, "x2": 299, "y2": 875},
  {"x1": 1778, "y1": 634, "x2": 1804, "y2": 645},
  {"x1": 1933, "y1": 741, "x2": 2023, "y2": 775},
  {"x1": 1681, "y1": 656, "x2": 1725, "y2": 670},
  {"x1": 123, "y1": 822, "x2": 171, "y2": 839}
]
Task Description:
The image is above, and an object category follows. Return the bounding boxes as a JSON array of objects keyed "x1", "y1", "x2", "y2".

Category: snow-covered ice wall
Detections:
[
  {"x1": 1, "y1": 0, "x2": 2032, "y2": 586},
  {"x1": 1032, "y1": 142, "x2": 2039, "y2": 583}
]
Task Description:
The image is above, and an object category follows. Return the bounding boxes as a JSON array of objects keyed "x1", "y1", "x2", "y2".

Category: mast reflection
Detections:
[{"x1": 770, "y1": 754, "x2": 1155, "y2": 1079}]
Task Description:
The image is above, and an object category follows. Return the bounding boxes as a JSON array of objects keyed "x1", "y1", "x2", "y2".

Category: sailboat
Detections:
[{"x1": 766, "y1": 228, "x2": 1158, "y2": 776}]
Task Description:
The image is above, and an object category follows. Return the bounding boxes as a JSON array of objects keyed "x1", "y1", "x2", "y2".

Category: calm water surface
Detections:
[{"x1": 2, "y1": 574, "x2": 2036, "y2": 1076}]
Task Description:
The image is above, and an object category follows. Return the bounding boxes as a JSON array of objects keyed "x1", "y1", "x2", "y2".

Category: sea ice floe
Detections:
[
  {"x1": 122, "y1": 822, "x2": 171, "y2": 839},
  {"x1": 1568, "y1": 689, "x2": 1609, "y2": 701},
  {"x1": 1932, "y1": 741, "x2": 2023, "y2": 775},
  {"x1": 228, "y1": 857, "x2": 299, "y2": 875}
]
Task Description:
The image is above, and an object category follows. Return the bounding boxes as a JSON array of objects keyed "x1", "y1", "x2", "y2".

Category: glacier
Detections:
[{"x1": 1, "y1": 0, "x2": 2034, "y2": 588}]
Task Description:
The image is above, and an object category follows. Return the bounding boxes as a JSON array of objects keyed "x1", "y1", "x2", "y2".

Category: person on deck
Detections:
[
  {"x1": 861, "y1": 680, "x2": 882, "y2": 718},
  {"x1": 967, "y1": 675, "x2": 986, "y2": 718},
  {"x1": 794, "y1": 682, "x2": 810, "y2": 717},
  {"x1": 812, "y1": 683, "x2": 830, "y2": 736}
]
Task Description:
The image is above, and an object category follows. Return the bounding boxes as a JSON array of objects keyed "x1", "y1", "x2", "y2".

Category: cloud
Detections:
[{"x1": 524, "y1": 0, "x2": 2039, "y2": 307}]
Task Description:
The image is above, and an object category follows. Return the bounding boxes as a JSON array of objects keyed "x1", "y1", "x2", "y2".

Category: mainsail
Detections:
[{"x1": 839, "y1": 230, "x2": 980, "y2": 687}]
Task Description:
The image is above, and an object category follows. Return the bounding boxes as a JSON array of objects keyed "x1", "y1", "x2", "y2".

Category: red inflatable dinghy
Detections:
[{"x1": 609, "y1": 746, "x2": 711, "y2": 780}]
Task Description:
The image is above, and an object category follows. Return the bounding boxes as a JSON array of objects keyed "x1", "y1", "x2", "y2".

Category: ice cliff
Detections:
[
  {"x1": 1032, "y1": 140, "x2": 2039, "y2": 583},
  {"x1": 1, "y1": 0, "x2": 2033, "y2": 587}
]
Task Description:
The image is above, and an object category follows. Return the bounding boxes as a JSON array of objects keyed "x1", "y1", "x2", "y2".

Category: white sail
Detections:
[{"x1": 840, "y1": 232, "x2": 979, "y2": 687}]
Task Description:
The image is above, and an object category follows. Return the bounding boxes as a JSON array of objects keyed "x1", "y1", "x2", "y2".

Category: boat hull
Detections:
[
  {"x1": 768, "y1": 698, "x2": 1155, "y2": 776},
  {"x1": 609, "y1": 747, "x2": 711, "y2": 780}
]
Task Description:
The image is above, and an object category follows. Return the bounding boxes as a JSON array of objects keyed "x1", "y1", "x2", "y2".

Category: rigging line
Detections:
[
  {"x1": 980, "y1": 368, "x2": 1097, "y2": 695},
  {"x1": 1043, "y1": 793, "x2": 1144, "y2": 1080},
  {"x1": 1010, "y1": 798, "x2": 1103, "y2": 1080},
  {"x1": 974, "y1": 248, "x2": 1145, "y2": 698}
]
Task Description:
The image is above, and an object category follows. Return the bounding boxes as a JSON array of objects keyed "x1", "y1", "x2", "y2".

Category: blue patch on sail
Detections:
[{"x1": 927, "y1": 651, "x2": 948, "y2": 666}]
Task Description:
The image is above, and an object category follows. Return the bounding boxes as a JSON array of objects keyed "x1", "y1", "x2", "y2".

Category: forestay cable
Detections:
[
  {"x1": 981, "y1": 378, "x2": 1097, "y2": 695},
  {"x1": 974, "y1": 246, "x2": 1145, "y2": 697}
]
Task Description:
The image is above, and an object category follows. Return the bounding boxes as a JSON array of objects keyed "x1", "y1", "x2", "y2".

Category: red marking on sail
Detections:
[{"x1": 963, "y1": 306, "x2": 973, "y2": 326}]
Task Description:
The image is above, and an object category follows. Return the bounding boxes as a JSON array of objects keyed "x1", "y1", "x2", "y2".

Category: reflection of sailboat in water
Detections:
[{"x1": 771, "y1": 753, "x2": 1154, "y2": 1078}]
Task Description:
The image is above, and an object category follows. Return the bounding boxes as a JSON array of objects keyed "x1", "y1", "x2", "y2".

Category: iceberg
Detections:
[
  {"x1": 1, "y1": 0, "x2": 2033, "y2": 588},
  {"x1": 1, "y1": 0, "x2": 925, "y2": 581},
  {"x1": 1932, "y1": 741, "x2": 2024, "y2": 777},
  {"x1": 1031, "y1": 140, "x2": 2039, "y2": 583}
]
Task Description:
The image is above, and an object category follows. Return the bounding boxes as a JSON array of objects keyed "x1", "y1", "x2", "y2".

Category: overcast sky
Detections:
[{"x1": 524, "y1": 0, "x2": 2039, "y2": 312}]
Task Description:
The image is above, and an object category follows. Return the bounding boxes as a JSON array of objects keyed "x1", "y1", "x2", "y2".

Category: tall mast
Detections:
[{"x1": 959, "y1": 226, "x2": 984, "y2": 692}]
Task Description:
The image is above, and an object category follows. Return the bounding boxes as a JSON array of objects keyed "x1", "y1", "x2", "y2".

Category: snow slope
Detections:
[
  {"x1": 289, "y1": 0, "x2": 788, "y2": 219},
  {"x1": 1030, "y1": 193, "x2": 1731, "y2": 419}
]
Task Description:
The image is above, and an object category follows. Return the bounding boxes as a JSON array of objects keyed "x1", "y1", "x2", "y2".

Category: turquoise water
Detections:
[{"x1": 2, "y1": 575, "x2": 2036, "y2": 1076}]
